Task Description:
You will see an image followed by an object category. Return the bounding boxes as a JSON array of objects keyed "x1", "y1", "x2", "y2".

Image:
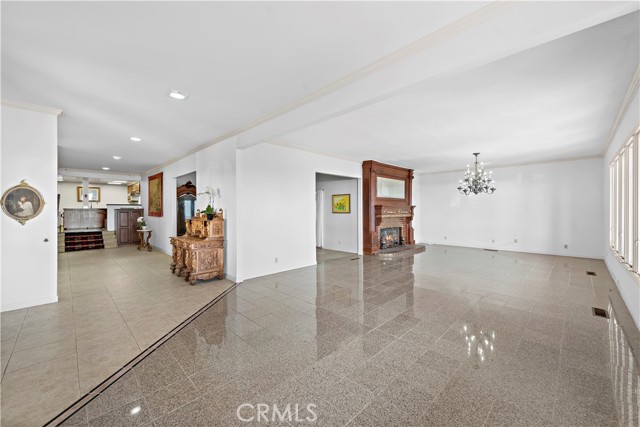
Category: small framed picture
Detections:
[
  {"x1": 332, "y1": 194, "x2": 351, "y2": 214},
  {"x1": 1, "y1": 180, "x2": 45, "y2": 225},
  {"x1": 76, "y1": 186, "x2": 101, "y2": 202}
]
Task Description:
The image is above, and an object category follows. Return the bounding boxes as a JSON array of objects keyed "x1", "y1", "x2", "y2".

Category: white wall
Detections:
[
  {"x1": 236, "y1": 143, "x2": 362, "y2": 281},
  {"x1": 603, "y1": 88, "x2": 640, "y2": 329},
  {"x1": 139, "y1": 141, "x2": 362, "y2": 283},
  {"x1": 412, "y1": 174, "x2": 422, "y2": 243},
  {"x1": 140, "y1": 138, "x2": 238, "y2": 280},
  {"x1": 141, "y1": 153, "x2": 197, "y2": 255},
  {"x1": 196, "y1": 139, "x2": 237, "y2": 281},
  {"x1": 1, "y1": 104, "x2": 59, "y2": 312},
  {"x1": 315, "y1": 177, "x2": 359, "y2": 253},
  {"x1": 417, "y1": 158, "x2": 604, "y2": 258},
  {"x1": 57, "y1": 181, "x2": 128, "y2": 209}
]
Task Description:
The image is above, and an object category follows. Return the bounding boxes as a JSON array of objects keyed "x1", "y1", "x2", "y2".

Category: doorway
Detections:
[
  {"x1": 315, "y1": 173, "x2": 359, "y2": 259},
  {"x1": 176, "y1": 172, "x2": 196, "y2": 236}
]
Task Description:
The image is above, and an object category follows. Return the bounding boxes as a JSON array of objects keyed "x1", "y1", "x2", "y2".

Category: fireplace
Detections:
[
  {"x1": 380, "y1": 227, "x2": 402, "y2": 249},
  {"x1": 362, "y1": 161, "x2": 415, "y2": 254}
]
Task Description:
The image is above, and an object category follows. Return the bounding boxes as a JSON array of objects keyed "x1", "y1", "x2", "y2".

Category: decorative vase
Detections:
[
  {"x1": 142, "y1": 226, "x2": 147, "y2": 230},
  {"x1": 206, "y1": 213, "x2": 214, "y2": 220}
]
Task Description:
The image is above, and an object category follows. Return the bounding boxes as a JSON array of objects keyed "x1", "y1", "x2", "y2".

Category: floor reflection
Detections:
[{"x1": 55, "y1": 246, "x2": 639, "y2": 427}]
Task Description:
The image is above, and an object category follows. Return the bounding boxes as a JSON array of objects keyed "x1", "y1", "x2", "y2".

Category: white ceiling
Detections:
[
  {"x1": 2, "y1": 2, "x2": 639, "y2": 174},
  {"x1": 280, "y1": 11, "x2": 640, "y2": 173}
]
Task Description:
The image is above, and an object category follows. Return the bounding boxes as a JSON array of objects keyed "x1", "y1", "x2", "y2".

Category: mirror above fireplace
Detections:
[{"x1": 376, "y1": 177, "x2": 405, "y2": 199}]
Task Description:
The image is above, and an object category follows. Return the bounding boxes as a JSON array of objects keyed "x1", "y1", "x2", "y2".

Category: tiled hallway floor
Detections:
[
  {"x1": 50, "y1": 246, "x2": 639, "y2": 427},
  {"x1": 0, "y1": 245, "x2": 235, "y2": 427}
]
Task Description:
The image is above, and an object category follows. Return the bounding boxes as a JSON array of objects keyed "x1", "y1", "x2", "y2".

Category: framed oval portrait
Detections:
[{"x1": 1, "y1": 180, "x2": 45, "y2": 225}]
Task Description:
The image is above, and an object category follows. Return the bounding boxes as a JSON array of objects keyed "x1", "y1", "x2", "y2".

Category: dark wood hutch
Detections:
[{"x1": 362, "y1": 160, "x2": 415, "y2": 255}]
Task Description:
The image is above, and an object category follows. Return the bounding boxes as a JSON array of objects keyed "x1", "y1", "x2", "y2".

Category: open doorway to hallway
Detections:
[
  {"x1": 315, "y1": 173, "x2": 359, "y2": 261},
  {"x1": 176, "y1": 172, "x2": 196, "y2": 236}
]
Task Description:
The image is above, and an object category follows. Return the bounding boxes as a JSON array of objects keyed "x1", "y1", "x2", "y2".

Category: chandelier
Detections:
[{"x1": 457, "y1": 152, "x2": 496, "y2": 195}]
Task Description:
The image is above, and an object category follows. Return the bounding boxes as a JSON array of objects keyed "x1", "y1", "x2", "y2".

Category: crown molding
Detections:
[
  {"x1": 144, "y1": 1, "x2": 523, "y2": 175},
  {"x1": 601, "y1": 65, "x2": 640, "y2": 157},
  {"x1": 2, "y1": 98, "x2": 63, "y2": 117},
  {"x1": 416, "y1": 154, "x2": 603, "y2": 176}
]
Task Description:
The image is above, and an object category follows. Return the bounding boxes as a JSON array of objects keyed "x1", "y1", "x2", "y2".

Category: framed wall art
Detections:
[
  {"x1": 1, "y1": 180, "x2": 45, "y2": 225},
  {"x1": 332, "y1": 194, "x2": 351, "y2": 214},
  {"x1": 76, "y1": 186, "x2": 101, "y2": 202},
  {"x1": 148, "y1": 172, "x2": 163, "y2": 217}
]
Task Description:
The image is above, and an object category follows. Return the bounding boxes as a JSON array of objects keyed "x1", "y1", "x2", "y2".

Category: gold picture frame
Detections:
[
  {"x1": 148, "y1": 172, "x2": 163, "y2": 217},
  {"x1": 1, "y1": 180, "x2": 45, "y2": 225},
  {"x1": 76, "y1": 186, "x2": 101, "y2": 202},
  {"x1": 332, "y1": 194, "x2": 351, "y2": 214}
]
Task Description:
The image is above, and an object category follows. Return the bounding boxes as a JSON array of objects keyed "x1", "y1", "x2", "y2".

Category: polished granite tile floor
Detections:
[
  {"x1": 0, "y1": 245, "x2": 234, "y2": 427},
  {"x1": 46, "y1": 245, "x2": 640, "y2": 427}
]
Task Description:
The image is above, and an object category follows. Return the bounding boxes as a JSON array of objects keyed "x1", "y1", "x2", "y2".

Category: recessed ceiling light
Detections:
[
  {"x1": 168, "y1": 90, "x2": 188, "y2": 100},
  {"x1": 108, "y1": 181, "x2": 127, "y2": 185},
  {"x1": 113, "y1": 156, "x2": 123, "y2": 160},
  {"x1": 130, "y1": 137, "x2": 142, "y2": 142},
  {"x1": 102, "y1": 167, "x2": 110, "y2": 171}
]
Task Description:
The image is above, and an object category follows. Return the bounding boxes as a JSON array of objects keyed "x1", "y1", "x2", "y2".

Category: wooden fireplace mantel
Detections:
[
  {"x1": 363, "y1": 161, "x2": 415, "y2": 254},
  {"x1": 374, "y1": 205, "x2": 415, "y2": 226}
]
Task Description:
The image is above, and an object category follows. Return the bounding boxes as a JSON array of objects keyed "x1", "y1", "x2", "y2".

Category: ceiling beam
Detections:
[{"x1": 58, "y1": 168, "x2": 141, "y2": 182}]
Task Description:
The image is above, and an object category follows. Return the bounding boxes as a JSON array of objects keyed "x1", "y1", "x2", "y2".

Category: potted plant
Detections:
[
  {"x1": 198, "y1": 186, "x2": 219, "y2": 220},
  {"x1": 205, "y1": 205, "x2": 214, "y2": 220},
  {"x1": 136, "y1": 216, "x2": 147, "y2": 230}
]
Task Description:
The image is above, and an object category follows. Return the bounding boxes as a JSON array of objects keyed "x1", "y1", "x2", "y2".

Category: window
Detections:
[{"x1": 610, "y1": 127, "x2": 640, "y2": 273}]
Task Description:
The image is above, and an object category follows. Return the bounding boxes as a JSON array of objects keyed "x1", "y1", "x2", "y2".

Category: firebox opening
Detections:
[{"x1": 380, "y1": 227, "x2": 402, "y2": 250}]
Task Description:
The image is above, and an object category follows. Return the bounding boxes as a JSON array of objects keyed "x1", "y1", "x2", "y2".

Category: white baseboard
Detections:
[
  {"x1": 425, "y1": 241, "x2": 603, "y2": 260},
  {"x1": 1, "y1": 295, "x2": 58, "y2": 312}
]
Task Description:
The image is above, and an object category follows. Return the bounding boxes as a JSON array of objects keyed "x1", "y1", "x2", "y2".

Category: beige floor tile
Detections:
[
  {"x1": 1, "y1": 352, "x2": 10, "y2": 377},
  {"x1": 6, "y1": 339, "x2": 77, "y2": 373},
  {"x1": 1, "y1": 355, "x2": 79, "y2": 396},
  {"x1": 1, "y1": 308, "x2": 28, "y2": 326},
  {"x1": 77, "y1": 338, "x2": 141, "y2": 393},
  {"x1": 1, "y1": 245, "x2": 235, "y2": 426},
  {"x1": 1, "y1": 323, "x2": 22, "y2": 342},
  {"x1": 76, "y1": 326, "x2": 137, "y2": 354},
  {"x1": 24, "y1": 301, "x2": 73, "y2": 318},
  {"x1": 73, "y1": 315, "x2": 126, "y2": 334},
  {"x1": 19, "y1": 315, "x2": 76, "y2": 336},
  {"x1": 13, "y1": 326, "x2": 76, "y2": 352},
  {"x1": 1, "y1": 338, "x2": 17, "y2": 356},
  {"x1": 118, "y1": 306, "x2": 172, "y2": 323},
  {"x1": 1, "y1": 381, "x2": 80, "y2": 427}
]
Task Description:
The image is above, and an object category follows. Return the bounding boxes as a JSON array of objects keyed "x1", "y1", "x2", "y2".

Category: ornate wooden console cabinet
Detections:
[{"x1": 170, "y1": 211, "x2": 224, "y2": 285}]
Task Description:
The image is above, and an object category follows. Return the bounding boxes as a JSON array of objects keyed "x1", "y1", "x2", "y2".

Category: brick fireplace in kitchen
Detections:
[{"x1": 362, "y1": 160, "x2": 416, "y2": 255}]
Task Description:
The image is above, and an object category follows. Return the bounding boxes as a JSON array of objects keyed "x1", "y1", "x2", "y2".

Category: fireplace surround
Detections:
[{"x1": 362, "y1": 160, "x2": 415, "y2": 254}]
